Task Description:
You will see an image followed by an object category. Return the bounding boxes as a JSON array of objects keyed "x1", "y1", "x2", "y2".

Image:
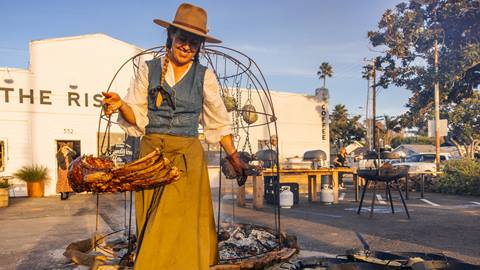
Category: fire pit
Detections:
[
  {"x1": 61, "y1": 223, "x2": 298, "y2": 270},
  {"x1": 216, "y1": 223, "x2": 298, "y2": 269}
]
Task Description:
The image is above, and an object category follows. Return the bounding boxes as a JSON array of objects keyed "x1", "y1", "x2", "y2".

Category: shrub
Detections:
[
  {"x1": 435, "y1": 159, "x2": 480, "y2": 196},
  {"x1": 13, "y1": 165, "x2": 49, "y2": 183},
  {"x1": 0, "y1": 177, "x2": 10, "y2": 188},
  {"x1": 391, "y1": 136, "x2": 434, "y2": 148}
]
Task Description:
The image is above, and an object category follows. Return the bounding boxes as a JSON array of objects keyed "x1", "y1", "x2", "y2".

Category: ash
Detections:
[{"x1": 218, "y1": 223, "x2": 279, "y2": 261}]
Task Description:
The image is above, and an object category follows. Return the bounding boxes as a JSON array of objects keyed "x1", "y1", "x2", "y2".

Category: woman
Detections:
[
  {"x1": 333, "y1": 147, "x2": 348, "y2": 189},
  {"x1": 333, "y1": 147, "x2": 348, "y2": 168},
  {"x1": 56, "y1": 143, "x2": 76, "y2": 200},
  {"x1": 102, "y1": 3, "x2": 247, "y2": 269}
]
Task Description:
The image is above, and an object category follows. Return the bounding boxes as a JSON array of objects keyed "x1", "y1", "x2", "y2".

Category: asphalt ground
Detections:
[
  {"x1": 0, "y1": 184, "x2": 479, "y2": 269},
  {"x1": 217, "y1": 188, "x2": 480, "y2": 264}
]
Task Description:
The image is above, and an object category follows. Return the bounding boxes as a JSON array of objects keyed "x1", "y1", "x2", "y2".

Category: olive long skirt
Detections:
[{"x1": 134, "y1": 134, "x2": 218, "y2": 269}]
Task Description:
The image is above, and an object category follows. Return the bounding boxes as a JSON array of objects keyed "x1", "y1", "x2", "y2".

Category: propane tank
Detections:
[
  {"x1": 320, "y1": 184, "x2": 334, "y2": 204},
  {"x1": 279, "y1": 186, "x2": 294, "y2": 208}
]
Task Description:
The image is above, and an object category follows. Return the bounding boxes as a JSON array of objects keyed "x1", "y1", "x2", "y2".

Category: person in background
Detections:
[
  {"x1": 56, "y1": 143, "x2": 76, "y2": 200},
  {"x1": 333, "y1": 147, "x2": 348, "y2": 189},
  {"x1": 270, "y1": 135, "x2": 278, "y2": 148}
]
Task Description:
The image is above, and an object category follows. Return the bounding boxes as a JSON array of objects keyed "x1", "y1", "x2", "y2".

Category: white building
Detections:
[{"x1": 0, "y1": 34, "x2": 330, "y2": 196}]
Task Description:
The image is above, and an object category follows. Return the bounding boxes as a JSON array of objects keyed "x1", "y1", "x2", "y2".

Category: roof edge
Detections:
[{"x1": 30, "y1": 33, "x2": 144, "y2": 51}]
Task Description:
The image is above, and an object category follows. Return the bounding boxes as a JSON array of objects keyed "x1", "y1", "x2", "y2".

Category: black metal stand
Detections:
[
  {"x1": 357, "y1": 178, "x2": 410, "y2": 219},
  {"x1": 357, "y1": 179, "x2": 369, "y2": 214},
  {"x1": 421, "y1": 174, "x2": 425, "y2": 198},
  {"x1": 394, "y1": 179, "x2": 410, "y2": 218},
  {"x1": 369, "y1": 180, "x2": 377, "y2": 218},
  {"x1": 386, "y1": 182, "x2": 394, "y2": 214}
]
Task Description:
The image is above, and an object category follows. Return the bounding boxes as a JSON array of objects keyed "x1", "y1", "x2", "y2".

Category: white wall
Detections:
[
  {"x1": 0, "y1": 34, "x2": 142, "y2": 196},
  {"x1": 234, "y1": 90, "x2": 330, "y2": 162}
]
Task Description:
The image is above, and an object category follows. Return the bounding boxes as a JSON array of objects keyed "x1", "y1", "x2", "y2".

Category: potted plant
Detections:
[
  {"x1": 0, "y1": 176, "x2": 10, "y2": 207},
  {"x1": 13, "y1": 165, "x2": 49, "y2": 198}
]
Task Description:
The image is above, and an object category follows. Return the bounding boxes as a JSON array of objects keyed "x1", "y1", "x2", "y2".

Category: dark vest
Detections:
[{"x1": 145, "y1": 58, "x2": 206, "y2": 137}]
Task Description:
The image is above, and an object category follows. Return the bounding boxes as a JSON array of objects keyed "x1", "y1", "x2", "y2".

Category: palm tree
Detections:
[
  {"x1": 383, "y1": 115, "x2": 401, "y2": 147},
  {"x1": 317, "y1": 62, "x2": 333, "y2": 88}
]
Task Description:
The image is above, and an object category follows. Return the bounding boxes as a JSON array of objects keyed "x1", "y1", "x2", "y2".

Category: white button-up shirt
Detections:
[{"x1": 118, "y1": 57, "x2": 232, "y2": 143}]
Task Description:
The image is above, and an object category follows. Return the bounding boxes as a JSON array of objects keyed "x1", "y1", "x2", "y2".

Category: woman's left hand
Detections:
[{"x1": 227, "y1": 151, "x2": 250, "y2": 176}]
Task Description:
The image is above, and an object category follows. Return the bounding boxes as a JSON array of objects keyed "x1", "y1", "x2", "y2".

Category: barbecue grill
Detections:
[
  {"x1": 255, "y1": 149, "x2": 278, "y2": 168},
  {"x1": 303, "y1": 149, "x2": 328, "y2": 169},
  {"x1": 357, "y1": 164, "x2": 410, "y2": 218}
]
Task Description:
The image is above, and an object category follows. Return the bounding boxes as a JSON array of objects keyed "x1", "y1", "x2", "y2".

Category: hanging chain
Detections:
[
  {"x1": 246, "y1": 82, "x2": 253, "y2": 105},
  {"x1": 240, "y1": 82, "x2": 254, "y2": 155}
]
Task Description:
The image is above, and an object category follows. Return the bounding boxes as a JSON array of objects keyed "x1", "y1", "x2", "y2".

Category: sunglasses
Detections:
[{"x1": 175, "y1": 34, "x2": 203, "y2": 50}]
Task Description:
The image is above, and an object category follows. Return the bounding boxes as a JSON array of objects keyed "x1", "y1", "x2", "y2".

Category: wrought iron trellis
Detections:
[{"x1": 95, "y1": 45, "x2": 282, "y2": 263}]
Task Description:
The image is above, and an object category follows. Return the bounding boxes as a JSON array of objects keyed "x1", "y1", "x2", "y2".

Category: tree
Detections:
[
  {"x1": 367, "y1": 0, "x2": 480, "y2": 126},
  {"x1": 330, "y1": 104, "x2": 365, "y2": 149},
  {"x1": 446, "y1": 92, "x2": 480, "y2": 159},
  {"x1": 391, "y1": 135, "x2": 434, "y2": 148},
  {"x1": 382, "y1": 115, "x2": 402, "y2": 147},
  {"x1": 317, "y1": 62, "x2": 333, "y2": 88}
]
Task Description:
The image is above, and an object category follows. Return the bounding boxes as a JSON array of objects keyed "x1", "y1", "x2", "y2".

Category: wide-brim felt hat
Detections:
[{"x1": 154, "y1": 3, "x2": 221, "y2": 43}]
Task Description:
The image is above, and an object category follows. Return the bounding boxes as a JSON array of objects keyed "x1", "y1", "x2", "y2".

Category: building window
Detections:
[{"x1": 0, "y1": 141, "x2": 5, "y2": 172}]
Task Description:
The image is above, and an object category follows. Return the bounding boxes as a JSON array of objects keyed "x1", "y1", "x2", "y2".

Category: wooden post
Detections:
[
  {"x1": 252, "y1": 175, "x2": 264, "y2": 209},
  {"x1": 353, "y1": 173, "x2": 359, "y2": 202},
  {"x1": 332, "y1": 171, "x2": 339, "y2": 204},
  {"x1": 237, "y1": 181, "x2": 246, "y2": 207},
  {"x1": 307, "y1": 175, "x2": 317, "y2": 202}
]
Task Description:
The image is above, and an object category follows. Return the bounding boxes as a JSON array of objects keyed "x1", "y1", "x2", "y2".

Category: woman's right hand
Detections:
[{"x1": 102, "y1": 92, "x2": 123, "y2": 116}]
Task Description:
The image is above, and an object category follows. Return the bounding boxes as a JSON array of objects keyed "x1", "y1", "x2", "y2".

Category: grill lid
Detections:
[
  {"x1": 255, "y1": 149, "x2": 277, "y2": 161},
  {"x1": 303, "y1": 150, "x2": 327, "y2": 161}
]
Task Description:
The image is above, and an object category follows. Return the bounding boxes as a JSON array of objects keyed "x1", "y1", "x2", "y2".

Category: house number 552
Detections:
[{"x1": 64, "y1": 129, "x2": 73, "y2": 134}]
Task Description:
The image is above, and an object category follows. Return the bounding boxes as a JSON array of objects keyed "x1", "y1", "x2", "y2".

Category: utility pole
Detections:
[
  {"x1": 366, "y1": 71, "x2": 371, "y2": 150},
  {"x1": 434, "y1": 31, "x2": 441, "y2": 171},
  {"x1": 412, "y1": 0, "x2": 441, "y2": 172},
  {"x1": 372, "y1": 59, "x2": 377, "y2": 151}
]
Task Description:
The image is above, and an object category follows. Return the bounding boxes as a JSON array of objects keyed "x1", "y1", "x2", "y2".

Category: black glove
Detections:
[
  {"x1": 228, "y1": 151, "x2": 250, "y2": 186},
  {"x1": 221, "y1": 151, "x2": 262, "y2": 186}
]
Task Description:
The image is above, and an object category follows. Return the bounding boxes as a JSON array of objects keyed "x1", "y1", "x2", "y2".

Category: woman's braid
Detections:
[
  {"x1": 155, "y1": 30, "x2": 173, "y2": 108},
  {"x1": 160, "y1": 47, "x2": 170, "y2": 87}
]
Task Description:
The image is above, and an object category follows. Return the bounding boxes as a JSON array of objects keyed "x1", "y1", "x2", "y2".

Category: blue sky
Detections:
[{"x1": 0, "y1": 0, "x2": 411, "y2": 117}]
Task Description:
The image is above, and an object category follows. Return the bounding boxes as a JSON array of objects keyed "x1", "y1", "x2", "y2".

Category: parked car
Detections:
[{"x1": 392, "y1": 152, "x2": 452, "y2": 174}]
